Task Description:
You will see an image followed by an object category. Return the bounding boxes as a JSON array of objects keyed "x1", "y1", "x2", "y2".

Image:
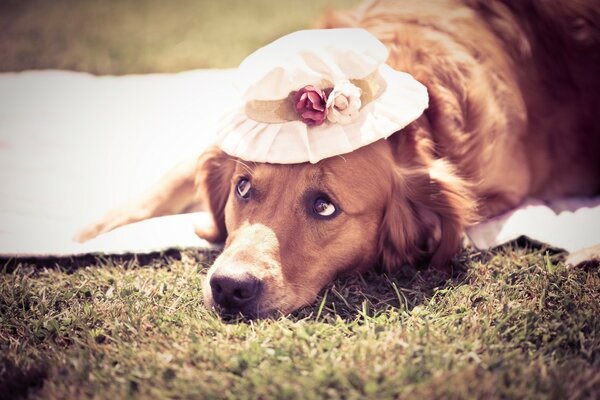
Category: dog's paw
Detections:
[
  {"x1": 193, "y1": 221, "x2": 223, "y2": 243},
  {"x1": 73, "y1": 224, "x2": 100, "y2": 243},
  {"x1": 73, "y1": 207, "x2": 145, "y2": 243},
  {"x1": 565, "y1": 244, "x2": 600, "y2": 268}
]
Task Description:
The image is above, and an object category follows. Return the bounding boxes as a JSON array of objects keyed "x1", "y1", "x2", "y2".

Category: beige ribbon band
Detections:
[{"x1": 244, "y1": 70, "x2": 386, "y2": 124}]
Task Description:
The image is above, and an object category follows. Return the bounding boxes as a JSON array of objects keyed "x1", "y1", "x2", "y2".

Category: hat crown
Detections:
[{"x1": 237, "y1": 28, "x2": 389, "y2": 101}]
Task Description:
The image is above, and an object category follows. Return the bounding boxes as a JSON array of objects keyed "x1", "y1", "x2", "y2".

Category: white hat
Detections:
[{"x1": 215, "y1": 28, "x2": 428, "y2": 164}]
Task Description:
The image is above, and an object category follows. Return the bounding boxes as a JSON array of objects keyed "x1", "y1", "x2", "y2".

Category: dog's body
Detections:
[
  {"x1": 78, "y1": 0, "x2": 600, "y2": 317},
  {"x1": 321, "y1": 0, "x2": 600, "y2": 208}
]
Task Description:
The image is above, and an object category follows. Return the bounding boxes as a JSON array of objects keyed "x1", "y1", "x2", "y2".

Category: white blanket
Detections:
[{"x1": 1, "y1": 70, "x2": 598, "y2": 257}]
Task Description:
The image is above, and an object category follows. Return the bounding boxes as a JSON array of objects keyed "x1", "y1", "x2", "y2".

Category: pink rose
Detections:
[{"x1": 293, "y1": 86, "x2": 328, "y2": 126}]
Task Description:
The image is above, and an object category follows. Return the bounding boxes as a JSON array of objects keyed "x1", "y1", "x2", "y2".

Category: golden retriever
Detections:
[{"x1": 78, "y1": 0, "x2": 600, "y2": 317}]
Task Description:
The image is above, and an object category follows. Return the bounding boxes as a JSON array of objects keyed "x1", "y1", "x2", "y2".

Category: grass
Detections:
[
  {"x1": 0, "y1": 0, "x2": 357, "y2": 74},
  {"x1": 1, "y1": 1, "x2": 599, "y2": 398},
  {"x1": 1, "y1": 247, "x2": 599, "y2": 399}
]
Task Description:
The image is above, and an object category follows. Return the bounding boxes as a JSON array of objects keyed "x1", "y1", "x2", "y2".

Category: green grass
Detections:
[
  {"x1": 1, "y1": 1, "x2": 599, "y2": 398},
  {"x1": 1, "y1": 247, "x2": 599, "y2": 399},
  {"x1": 0, "y1": 0, "x2": 357, "y2": 74}
]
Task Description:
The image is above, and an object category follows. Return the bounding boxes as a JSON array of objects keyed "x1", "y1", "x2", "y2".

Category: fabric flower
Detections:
[
  {"x1": 326, "y1": 81, "x2": 362, "y2": 124},
  {"x1": 293, "y1": 85, "x2": 328, "y2": 126}
]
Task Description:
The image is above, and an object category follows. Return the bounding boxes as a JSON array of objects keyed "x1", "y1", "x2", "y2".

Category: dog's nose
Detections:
[{"x1": 209, "y1": 271, "x2": 262, "y2": 312}]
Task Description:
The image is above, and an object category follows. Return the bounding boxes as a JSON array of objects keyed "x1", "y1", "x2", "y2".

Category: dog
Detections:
[{"x1": 78, "y1": 0, "x2": 600, "y2": 318}]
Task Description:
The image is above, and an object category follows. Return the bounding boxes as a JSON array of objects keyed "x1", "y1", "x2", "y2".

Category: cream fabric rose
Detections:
[{"x1": 326, "y1": 81, "x2": 362, "y2": 124}]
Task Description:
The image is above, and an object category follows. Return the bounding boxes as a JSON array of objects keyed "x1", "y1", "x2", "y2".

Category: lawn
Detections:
[
  {"x1": 0, "y1": 0, "x2": 357, "y2": 74},
  {"x1": 2, "y1": 249, "x2": 599, "y2": 398},
  {"x1": 1, "y1": 1, "x2": 599, "y2": 399}
]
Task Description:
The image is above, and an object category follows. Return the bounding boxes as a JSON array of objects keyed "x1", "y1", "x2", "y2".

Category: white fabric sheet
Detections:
[
  {"x1": 0, "y1": 70, "x2": 598, "y2": 257},
  {"x1": 0, "y1": 69, "x2": 236, "y2": 256}
]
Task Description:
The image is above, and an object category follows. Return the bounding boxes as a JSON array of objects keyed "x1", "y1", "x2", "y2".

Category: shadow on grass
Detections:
[
  {"x1": 290, "y1": 252, "x2": 473, "y2": 324},
  {"x1": 290, "y1": 237, "x2": 571, "y2": 323},
  {"x1": 0, "y1": 358, "x2": 48, "y2": 400},
  {"x1": 0, "y1": 248, "x2": 221, "y2": 276}
]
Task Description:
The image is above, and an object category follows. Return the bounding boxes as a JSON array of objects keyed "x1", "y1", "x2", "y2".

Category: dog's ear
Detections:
[
  {"x1": 409, "y1": 159, "x2": 476, "y2": 269},
  {"x1": 379, "y1": 128, "x2": 476, "y2": 272},
  {"x1": 194, "y1": 146, "x2": 236, "y2": 243}
]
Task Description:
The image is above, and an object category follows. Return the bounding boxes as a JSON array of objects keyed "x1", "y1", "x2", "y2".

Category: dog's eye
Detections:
[
  {"x1": 236, "y1": 178, "x2": 251, "y2": 199},
  {"x1": 313, "y1": 196, "x2": 336, "y2": 218}
]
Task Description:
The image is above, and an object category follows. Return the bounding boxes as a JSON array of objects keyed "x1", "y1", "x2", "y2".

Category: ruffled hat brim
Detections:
[{"x1": 215, "y1": 64, "x2": 428, "y2": 164}]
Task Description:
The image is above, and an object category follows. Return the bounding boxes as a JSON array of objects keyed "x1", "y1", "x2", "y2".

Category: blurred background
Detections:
[{"x1": 0, "y1": 0, "x2": 360, "y2": 75}]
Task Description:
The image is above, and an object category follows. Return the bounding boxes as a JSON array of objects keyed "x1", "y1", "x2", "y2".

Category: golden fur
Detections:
[{"x1": 79, "y1": 0, "x2": 600, "y2": 317}]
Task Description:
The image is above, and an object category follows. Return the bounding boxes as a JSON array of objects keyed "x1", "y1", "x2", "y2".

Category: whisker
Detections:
[{"x1": 234, "y1": 159, "x2": 254, "y2": 176}]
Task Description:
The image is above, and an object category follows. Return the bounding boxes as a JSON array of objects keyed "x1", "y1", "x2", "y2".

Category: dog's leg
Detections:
[{"x1": 74, "y1": 157, "x2": 199, "y2": 242}]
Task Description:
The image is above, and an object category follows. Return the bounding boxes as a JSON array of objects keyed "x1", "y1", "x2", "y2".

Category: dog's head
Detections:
[{"x1": 196, "y1": 123, "x2": 474, "y2": 318}]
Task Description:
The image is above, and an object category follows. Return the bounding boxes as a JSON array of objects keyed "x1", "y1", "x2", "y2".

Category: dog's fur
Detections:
[{"x1": 78, "y1": 0, "x2": 600, "y2": 317}]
